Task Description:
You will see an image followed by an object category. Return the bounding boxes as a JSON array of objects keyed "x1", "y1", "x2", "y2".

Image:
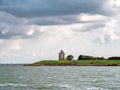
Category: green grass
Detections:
[
  {"x1": 38, "y1": 60, "x2": 120, "y2": 63},
  {"x1": 39, "y1": 60, "x2": 74, "y2": 64},
  {"x1": 29, "y1": 59, "x2": 120, "y2": 66}
]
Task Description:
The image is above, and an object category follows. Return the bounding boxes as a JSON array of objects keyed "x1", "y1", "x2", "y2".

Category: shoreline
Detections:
[{"x1": 25, "y1": 60, "x2": 120, "y2": 66}]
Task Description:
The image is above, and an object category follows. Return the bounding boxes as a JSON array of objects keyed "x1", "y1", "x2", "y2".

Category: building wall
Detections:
[{"x1": 59, "y1": 50, "x2": 65, "y2": 60}]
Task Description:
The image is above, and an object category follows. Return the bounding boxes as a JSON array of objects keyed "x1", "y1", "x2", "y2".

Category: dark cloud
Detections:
[
  {"x1": 0, "y1": 0, "x2": 107, "y2": 18},
  {"x1": 27, "y1": 15, "x2": 79, "y2": 25},
  {"x1": 0, "y1": 30, "x2": 40, "y2": 39},
  {"x1": 0, "y1": 0, "x2": 114, "y2": 40},
  {"x1": 0, "y1": 24, "x2": 41, "y2": 39}
]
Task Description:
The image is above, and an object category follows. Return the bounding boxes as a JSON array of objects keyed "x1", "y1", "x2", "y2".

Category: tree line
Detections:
[
  {"x1": 66, "y1": 55, "x2": 120, "y2": 60},
  {"x1": 78, "y1": 55, "x2": 105, "y2": 60}
]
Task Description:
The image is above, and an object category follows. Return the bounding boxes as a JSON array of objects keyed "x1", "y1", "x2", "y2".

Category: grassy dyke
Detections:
[
  {"x1": 26, "y1": 60, "x2": 120, "y2": 66},
  {"x1": 39, "y1": 60, "x2": 120, "y2": 63}
]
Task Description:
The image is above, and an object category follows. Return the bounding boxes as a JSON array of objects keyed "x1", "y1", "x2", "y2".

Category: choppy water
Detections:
[{"x1": 0, "y1": 65, "x2": 120, "y2": 90}]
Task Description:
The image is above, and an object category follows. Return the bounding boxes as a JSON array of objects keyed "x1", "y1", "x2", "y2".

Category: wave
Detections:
[
  {"x1": 86, "y1": 86, "x2": 109, "y2": 90},
  {"x1": 35, "y1": 84, "x2": 74, "y2": 90},
  {"x1": 59, "y1": 84, "x2": 74, "y2": 89},
  {"x1": 0, "y1": 83, "x2": 27, "y2": 87}
]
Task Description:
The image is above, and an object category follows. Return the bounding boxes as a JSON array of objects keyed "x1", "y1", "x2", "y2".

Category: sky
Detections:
[{"x1": 0, "y1": 0, "x2": 120, "y2": 63}]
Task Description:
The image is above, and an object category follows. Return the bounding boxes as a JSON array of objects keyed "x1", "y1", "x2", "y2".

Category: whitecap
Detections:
[
  {"x1": 0, "y1": 83, "x2": 27, "y2": 87},
  {"x1": 59, "y1": 84, "x2": 74, "y2": 89},
  {"x1": 86, "y1": 86, "x2": 110, "y2": 90}
]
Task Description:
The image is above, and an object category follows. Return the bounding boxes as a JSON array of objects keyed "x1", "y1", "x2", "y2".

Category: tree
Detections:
[
  {"x1": 108, "y1": 56, "x2": 120, "y2": 60},
  {"x1": 97, "y1": 57, "x2": 106, "y2": 60},
  {"x1": 66, "y1": 55, "x2": 74, "y2": 60},
  {"x1": 78, "y1": 55, "x2": 105, "y2": 60},
  {"x1": 78, "y1": 55, "x2": 86, "y2": 60}
]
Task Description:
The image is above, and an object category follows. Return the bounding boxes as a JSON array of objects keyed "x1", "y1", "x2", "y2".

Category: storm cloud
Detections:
[
  {"x1": 0, "y1": 0, "x2": 120, "y2": 63},
  {"x1": 0, "y1": 0, "x2": 107, "y2": 18}
]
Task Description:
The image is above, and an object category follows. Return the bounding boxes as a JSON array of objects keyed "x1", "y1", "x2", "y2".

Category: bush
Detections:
[
  {"x1": 108, "y1": 57, "x2": 120, "y2": 60},
  {"x1": 78, "y1": 55, "x2": 106, "y2": 60},
  {"x1": 66, "y1": 55, "x2": 74, "y2": 60}
]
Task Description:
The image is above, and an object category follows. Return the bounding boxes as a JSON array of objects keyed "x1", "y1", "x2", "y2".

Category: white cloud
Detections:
[
  {"x1": 79, "y1": 14, "x2": 108, "y2": 22},
  {"x1": 109, "y1": 0, "x2": 120, "y2": 9},
  {"x1": 103, "y1": 0, "x2": 120, "y2": 15},
  {"x1": 26, "y1": 26, "x2": 35, "y2": 35},
  {"x1": 96, "y1": 33, "x2": 119, "y2": 44},
  {"x1": 10, "y1": 39, "x2": 22, "y2": 50},
  {"x1": 0, "y1": 39, "x2": 3, "y2": 43},
  {"x1": 94, "y1": 18, "x2": 120, "y2": 44},
  {"x1": 32, "y1": 52, "x2": 37, "y2": 57}
]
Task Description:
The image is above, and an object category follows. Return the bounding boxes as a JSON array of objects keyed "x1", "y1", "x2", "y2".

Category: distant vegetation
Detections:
[
  {"x1": 26, "y1": 54, "x2": 120, "y2": 66},
  {"x1": 78, "y1": 55, "x2": 106, "y2": 60},
  {"x1": 66, "y1": 55, "x2": 74, "y2": 60},
  {"x1": 62, "y1": 54, "x2": 120, "y2": 60},
  {"x1": 27, "y1": 60, "x2": 120, "y2": 66},
  {"x1": 108, "y1": 56, "x2": 120, "y2": 60}
]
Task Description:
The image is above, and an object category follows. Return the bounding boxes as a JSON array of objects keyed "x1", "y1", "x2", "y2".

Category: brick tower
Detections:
[{"x1": 59, "y1": 50, "x2": 65, "y2": 60}]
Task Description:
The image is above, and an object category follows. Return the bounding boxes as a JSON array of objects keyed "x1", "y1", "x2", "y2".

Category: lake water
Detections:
[{"x1": 0, "y1": 65, "x2": 120, "y2": 90}]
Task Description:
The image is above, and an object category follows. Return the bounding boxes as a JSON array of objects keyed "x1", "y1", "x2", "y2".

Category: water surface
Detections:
[{"x1": 0, "y1": 65, "x2": 120, "y2": 90}]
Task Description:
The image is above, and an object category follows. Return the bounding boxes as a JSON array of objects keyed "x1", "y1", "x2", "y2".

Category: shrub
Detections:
[
  {"x1": 66, "y1": 55, "x2": 74, "y2": 60},
  {"x1": 78, "y1": 55, "x2": 106, "y2": 60}
]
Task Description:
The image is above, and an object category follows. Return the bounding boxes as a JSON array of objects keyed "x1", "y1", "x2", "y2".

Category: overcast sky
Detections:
[{"x1": 0, "y1": 0, "x2": 120, "y2": 63}]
